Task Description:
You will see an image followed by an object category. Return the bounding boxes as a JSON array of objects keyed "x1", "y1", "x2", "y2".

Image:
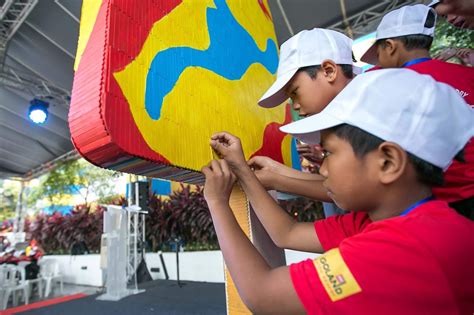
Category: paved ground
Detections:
[{"x1": 16, "y1": 280, "x2": 226, "y2": 315}]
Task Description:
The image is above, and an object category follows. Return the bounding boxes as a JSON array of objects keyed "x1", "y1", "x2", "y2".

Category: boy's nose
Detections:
[
  {"x1": 318, "y1": 158, "x2": 328, "y2": 178},
  {"x1": 292, "y1": 100, "x2": 301, "y2": 110}
]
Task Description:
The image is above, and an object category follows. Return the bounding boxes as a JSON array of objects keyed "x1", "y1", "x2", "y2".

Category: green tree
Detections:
[
  {"x1": 0, "y1": 179, "x2": 19, "y2": 221},
  {"x1": 34, "y1": 158, "x2": 120, "y2": 207},
  {"x1": 430, "y1": 18, "x2": 474, "y2": 57}
]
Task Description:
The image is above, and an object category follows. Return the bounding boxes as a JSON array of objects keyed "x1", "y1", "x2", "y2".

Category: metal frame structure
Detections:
[
  {"x1": 0, "y1": 0, "x2": 38, "y2": 66},
  {"x1": 126, "y1": 208, "x2": 147, "y2": 286},
  {"x1": 126, "y1": 183, "x2": 148, "y2": 292},
  {"x1": 0, "y1": 0, "x2": 79, "y2": 180},
  {"x1": 328, "y1": 0, "x2": 420, "y2": 37},
  {"x1": 0, "y1": 64, "x2": 70, "y2": 104},
  {"x1": 12, "y1": 179, "x2": 24, "y2": 236}
]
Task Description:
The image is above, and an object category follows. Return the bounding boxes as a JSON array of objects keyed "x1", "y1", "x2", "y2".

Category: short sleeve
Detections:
[
  {"x1": 314, "y1": 212, "x2": 371, "y2": 251},
  {"x1": 290, "y1": 224, "x2": 455, "y2": 315}
]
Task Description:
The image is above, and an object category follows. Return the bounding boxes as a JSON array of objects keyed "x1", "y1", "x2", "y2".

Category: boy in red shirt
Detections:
[
  {"x1": 361, "y1": 4, "x2": 474, "y2": 219},
  {"x1": 202, "y1": 69, "x2": 474, "y2": 314},
  {"x1": 251, "y1": 28, "x2": 359, "y2": 207}
]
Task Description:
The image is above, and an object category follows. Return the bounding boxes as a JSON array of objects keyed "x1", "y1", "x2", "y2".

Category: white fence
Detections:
[{"x1": 42, "y1": 250, "x2": 320, "y2": 287}]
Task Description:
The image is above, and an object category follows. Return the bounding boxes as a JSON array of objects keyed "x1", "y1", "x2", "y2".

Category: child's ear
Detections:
[
  {"x1": 320, "y1": 60, "x2": 338, "y2": 83},
  {"x1": 384, "y1": 39, "x2": 398, "y2": 56},
  {"x1": 376, "y1": 142, "x2": 408, "y2": 184}
]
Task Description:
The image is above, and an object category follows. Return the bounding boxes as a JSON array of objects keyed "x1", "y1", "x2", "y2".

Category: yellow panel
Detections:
[
  {"x1": 227, "y1": 0, "x2": 276, "y2": 52},
  {"x1": 74, "y1": 0, "x2": 103, "y2": 71},
  {"x1": 281, "y1": 134, "x2": 294, "y2": 167},
  {"x1": 225, "y1": 186, "x2": 252, "y2": 315}
]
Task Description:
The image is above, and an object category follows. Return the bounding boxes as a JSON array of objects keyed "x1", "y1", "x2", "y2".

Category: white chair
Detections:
[
  {"x1": 0, "y1": 265, "x2": 29, "y2": 310},
  {"x1": 38, "y1": 259, "x2": 63, "y2": 298},
  {"x1": 0, "y1": 265, "x2": 10, "y2": 309},
  {"x1": 17, "y1": 261, "x2": 43, "y2": 300}
]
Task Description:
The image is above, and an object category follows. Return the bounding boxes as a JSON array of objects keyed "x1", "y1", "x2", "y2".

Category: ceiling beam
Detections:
[
  {"x1": 54, "y1": 0, "x2": 79, "y2": 24},
  {"x1": 328, "y1": 0, "x2": 421, "y2": 38},
  {"x1": 0, "y1": 0, "x2": 38, "y2": 42},
  {"x1": 0, "y1": 165, "x2": 24, "y2": 180},
  {"x1": 0, "y1": 63, "x2": 70, "y2": 105},
  {"x1": 0, "y1": 157, "x2": 29, "y2": 174},
  {"x1": 24, "y1": 20, "x2": 75, "y2": 58},
  {"x1": 0, "y1": 117, "x2": 71, "y2": 153},
  {"x1": 0, "y1": 147, "x2": 41, "y2": 165},
  {"x1": 0, "y1": 0, "x2": 38, "y2": 65},
  {"x1": 0, "y1": 125, "x2": 60, "y2": 157},
  {"x1": 0, "y1": 106, "x2": 71, "y2": 140}
]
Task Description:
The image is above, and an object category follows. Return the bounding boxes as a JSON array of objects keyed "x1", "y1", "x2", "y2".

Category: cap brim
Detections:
[
  {"x1": 258, "y1": 69, "x2": 298, "y2": 108},
  {"x1": 279, "y1": 112, "x2": 343, "y2": 144},
  {"x1": 360, "y1": 43, "x2": 378, "y2": 65}
]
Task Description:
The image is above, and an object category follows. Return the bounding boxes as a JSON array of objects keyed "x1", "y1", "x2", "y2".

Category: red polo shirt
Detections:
[
  {"x1": 289, "y1": 201, "x2": 474, "y2": 314},
  {"x1": 406, "y1": 59, "x2": 474, "y2": 203}
]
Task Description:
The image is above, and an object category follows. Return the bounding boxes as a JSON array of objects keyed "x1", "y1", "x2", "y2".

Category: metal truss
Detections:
[
  {"x1": 0, "y1": 1, "x2": 69, "y2": 110},
  {"x1": 0, "y1": 64, "x2": 71, "y2": 105},
  {"x1": 0, "y1": 0, "x2": 38, "y2": 64},
  {"x1": 12, "y1": 180, "x2": 25, "y2": 235},
  {"x1": 329, "y1": 0, "x2": 422, "y2": 38},
  {"x1": 126, "y1": 203, "x2": 148, "y2": 290}
]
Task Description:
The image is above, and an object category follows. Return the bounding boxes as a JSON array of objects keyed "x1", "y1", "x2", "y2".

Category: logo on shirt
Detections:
[
  {"x1": 335, "y1": 274, "x2": 346, "y2": 285},
  {"x1": 313, "y1": 248, "x2": 362, "y2": 302},
  {"x1": 456, "y1": 89, "x2": 469, "y2": 98}
]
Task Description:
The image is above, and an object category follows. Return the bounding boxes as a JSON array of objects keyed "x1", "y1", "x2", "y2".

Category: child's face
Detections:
[
  {"x1": 318, "y1": 130, "x2": 380, "y2": 211},
  {"x1": 284, "y1": 70, "x2": 337, "y2": 117}
]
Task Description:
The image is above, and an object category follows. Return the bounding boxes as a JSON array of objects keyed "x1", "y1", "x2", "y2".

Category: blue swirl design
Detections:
[{"x1": 145, "y1": 0, "x2": 278, "y2": 120}]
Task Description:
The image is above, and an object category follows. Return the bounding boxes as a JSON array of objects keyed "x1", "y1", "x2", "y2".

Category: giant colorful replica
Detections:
[{"x1": 69, "y1": 0, "x2": 296, "y2": 313}]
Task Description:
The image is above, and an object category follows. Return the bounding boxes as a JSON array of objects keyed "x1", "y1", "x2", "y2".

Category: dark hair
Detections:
[
  {"x1": 376, "y1": 10, "x2": 436, "y2": 51},
  {"x1": 376, "y1": 34, "x2": 434, "y2": 51},
  {"x1": 298, "y1": 64, "x2": 354, "y2": 80},
  {"x1": 331, "y1": 124, "x2": 445, "y2": 187}
]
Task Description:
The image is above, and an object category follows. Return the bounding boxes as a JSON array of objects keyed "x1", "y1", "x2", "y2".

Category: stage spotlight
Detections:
[{"x1": 28, "y1": 99, "x2": 49, "y2": 124}]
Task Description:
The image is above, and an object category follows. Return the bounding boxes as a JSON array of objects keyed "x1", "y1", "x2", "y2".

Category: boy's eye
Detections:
[{"x1": 321, "y1": 150, "x2": 331, "y2": 159}]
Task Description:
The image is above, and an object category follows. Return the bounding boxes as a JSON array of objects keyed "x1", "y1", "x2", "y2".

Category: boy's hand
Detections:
[
  {"x1": 202, "y1": 159, "x2": 237, "y2": 205},
  {"x1": 296, "y1": 143, "x2": 324, "y2": 165},
  {"x1": 247, "y1": 156, "x2": 281, "y2": 189},
  {"x1": 210, "y1": 132, "x2": 248, "y2": 171},
  {"x1": 248, "y1": 156, "x2": 284, "y2": 174}
]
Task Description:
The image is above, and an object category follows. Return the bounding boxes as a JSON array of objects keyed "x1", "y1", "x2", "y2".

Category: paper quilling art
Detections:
[{"x1": 70, "y1": 0, "x2": 299, "y2": 183}]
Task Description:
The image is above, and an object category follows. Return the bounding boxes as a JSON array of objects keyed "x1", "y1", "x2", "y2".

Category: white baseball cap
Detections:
[
  {"x1": 258, "y1": 28, "x2": 361, "y2": 108},
  {"x1": 361, "y1": 4, "x2": 437, "y2": 65},
  {"x1": 279, "y1": 69, "x2": 474, "y2": 170}
]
